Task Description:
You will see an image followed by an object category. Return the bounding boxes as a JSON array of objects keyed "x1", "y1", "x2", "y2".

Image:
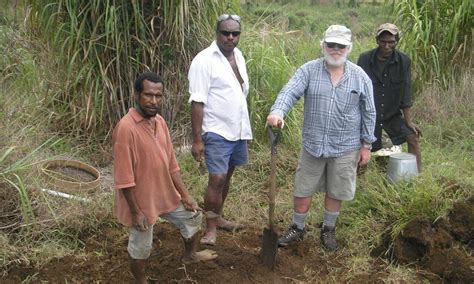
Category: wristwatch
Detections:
[{"x1": 362, "y1": 141, "x2": 372, "y2": 150}]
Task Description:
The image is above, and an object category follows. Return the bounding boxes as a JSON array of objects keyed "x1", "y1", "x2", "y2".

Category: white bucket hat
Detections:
[{"x1": 323, "y1": 25, "x2": 352, "y2": 45}]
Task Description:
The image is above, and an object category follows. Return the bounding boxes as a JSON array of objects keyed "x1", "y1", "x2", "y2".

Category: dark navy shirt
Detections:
[{"x1": 357, "y1": 48, "x2": 412, "y2": 123}]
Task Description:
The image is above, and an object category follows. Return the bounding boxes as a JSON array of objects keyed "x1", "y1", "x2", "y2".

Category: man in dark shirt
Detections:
[{"x1": 357, "y1": 23, "x2": 422, "y2": 171}]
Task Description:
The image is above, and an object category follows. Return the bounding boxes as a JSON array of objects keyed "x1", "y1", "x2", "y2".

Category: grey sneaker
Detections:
[
  {"x1": 320, "y1": 225, "x2": 338, "y2": 251},
  {"x1": 278, "y1": 224, "x2": 306, "y2": 247}
]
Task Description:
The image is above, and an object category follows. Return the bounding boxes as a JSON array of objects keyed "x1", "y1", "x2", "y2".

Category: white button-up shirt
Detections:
[{"x1": 188, "y1": 41, "x2": 252, "y2": 141}]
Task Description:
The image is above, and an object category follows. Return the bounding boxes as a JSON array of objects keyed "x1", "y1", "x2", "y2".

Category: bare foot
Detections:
[
  {"x1": 200, "y1": 230, "x2": 217, "y2": 246},
  {"x1": 217, "y1": 217, "x2": 244, "y2": 232},
  {"x1": 182, "y1": 249, "x2": 218, "y2": 264}
]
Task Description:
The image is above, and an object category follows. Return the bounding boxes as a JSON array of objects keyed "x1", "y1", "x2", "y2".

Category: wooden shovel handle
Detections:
[{"x1": 267, "y1": 127, "x2": 280, "y2": 229}]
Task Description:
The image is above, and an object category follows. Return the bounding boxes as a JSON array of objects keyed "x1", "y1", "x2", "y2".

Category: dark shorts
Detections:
[
  {"x1": 372, "y1": 115, "x2": 415, "y2": 151},
  {"x1": 203, "y1": 132, "x2": 249, "y2": 174}
]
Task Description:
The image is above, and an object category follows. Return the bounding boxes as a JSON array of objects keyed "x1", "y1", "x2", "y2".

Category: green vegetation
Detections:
[
  {"x1": 395, "y1": 0, "x2": 473, "y2": 88},
  {"x1": 1, "y1": 0, "x2": 472, "y2": 281},
  {"x1": 25, "y1": 0, "x2": 239, "y2": 137}
]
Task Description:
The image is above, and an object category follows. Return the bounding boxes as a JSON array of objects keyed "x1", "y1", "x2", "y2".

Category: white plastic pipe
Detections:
[{"x1": 40, "y1": 188, "x2": 91, "y2": 203}]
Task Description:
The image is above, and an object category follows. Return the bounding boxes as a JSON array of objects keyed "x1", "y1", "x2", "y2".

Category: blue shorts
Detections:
[{"x1": 203, "y1": 132, "x2": 249, "y2": 174}]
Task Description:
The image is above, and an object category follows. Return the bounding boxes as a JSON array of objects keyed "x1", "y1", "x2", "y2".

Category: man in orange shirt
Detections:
[{"x1": 113, "y1": 72, "x2": 217, "y2": 283}]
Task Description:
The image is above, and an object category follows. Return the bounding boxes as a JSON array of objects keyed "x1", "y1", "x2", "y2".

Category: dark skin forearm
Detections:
[
  {"x1": 402, "y1": 107, "x2": 413, "y2": 124},
  {"x1": 402, "y1": 107, "x2": 422, "y2": 136},
  {"x1": 170, "y1": 171, "x2": 200, "y2": 212},
  {"x1": 122, "y1": 187, "x2": 148, "y2": 231},
  {"x1": 191, "y1": 102, "x2": 204, "y2": 161}
]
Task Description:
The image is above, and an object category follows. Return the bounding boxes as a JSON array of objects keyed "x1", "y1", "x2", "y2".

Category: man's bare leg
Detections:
[
  {"x1": 129, "y1": 256, "x2": 147, "y2": 284},
  {"x1": 201, "y1": 173, "x2": 226, "y2": 244},
  {"x1": 183, "y1": 234, "x2": 218, "y2": 264},
  {"x1": 407, "y1": 133, "x2": 422, "y2": 172}
]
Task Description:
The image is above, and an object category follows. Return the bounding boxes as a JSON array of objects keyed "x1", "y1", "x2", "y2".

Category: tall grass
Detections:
[
  {"x1": 0, "y1": 137, "x2": 63, "y2": 232},
  {"x1": 394, "y1": 0, "x2": 472, "y2": 87},
  {"x1": 25, "y1": 0, "x2": 239, "y2": 138},
  {"x1": 243, "y1": 29, "x2": 311, "y2": 145},
  {"x1": 241, "y1": 1, "x2": 392, "y2": 144}
]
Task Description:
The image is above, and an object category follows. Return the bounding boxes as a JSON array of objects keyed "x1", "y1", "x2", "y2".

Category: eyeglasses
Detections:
[
  {"x1": 218, "y1": 14, "x2": 241, "y2": 23},
  {"x1": 219, "y1": 30, "x2": 241, "y2": 37},
  {"x1": 325, "y1": 42, "x2": 347, "y2": 49}
]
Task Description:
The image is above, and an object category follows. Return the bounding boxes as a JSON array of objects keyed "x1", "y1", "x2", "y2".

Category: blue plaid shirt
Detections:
[{"x1": 271, "y1": 58, "x2": 376, "y2": 158}]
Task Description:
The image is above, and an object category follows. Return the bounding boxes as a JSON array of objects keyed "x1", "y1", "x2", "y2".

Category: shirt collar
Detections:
[
  {"x1": 210, "y1": 40, "x2": 223, "y2": 56},
  {"x1": 130, "y1": 108, "x2": 146, "y2": 123},
  {"x1": 372, "y1": 48, "x2": 399, "y2": 64},
  {"x1": 210, "y1": 40, "x2": 240, "y2": 58}
]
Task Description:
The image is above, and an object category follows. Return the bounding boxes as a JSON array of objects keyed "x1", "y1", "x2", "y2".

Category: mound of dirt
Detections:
[{"x1": 373, "y1": 197, "x2": 474, "y2": 283}]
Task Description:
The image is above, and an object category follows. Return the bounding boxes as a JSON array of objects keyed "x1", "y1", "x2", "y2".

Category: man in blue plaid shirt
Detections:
[{"x1": 266, "y1": 25, "x2": 376, "y2": 251}]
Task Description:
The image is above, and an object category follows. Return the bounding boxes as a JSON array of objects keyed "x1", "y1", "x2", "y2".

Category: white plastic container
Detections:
[{"x1": 387, "y1": 152, "x2": 418, "y2": 183}]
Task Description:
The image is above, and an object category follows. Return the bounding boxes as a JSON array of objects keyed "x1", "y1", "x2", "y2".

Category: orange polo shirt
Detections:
[{"x1": 112, "y1": 108, "x2": 181, "y2": 227}]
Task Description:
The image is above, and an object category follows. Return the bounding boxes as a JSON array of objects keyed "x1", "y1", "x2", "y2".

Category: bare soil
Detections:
[
  {"x1": 3, "y1": 218, "x2": 350, "y2": 282},
  {"x1": 2, "y1": 176, "x2": 472, "y2": 282},
  {"x1": 4, "y1": 222, "x2": 340, "y2": 283},
  {"x1": 4, "y1": 196, "x2": 474, "y2": 284}
]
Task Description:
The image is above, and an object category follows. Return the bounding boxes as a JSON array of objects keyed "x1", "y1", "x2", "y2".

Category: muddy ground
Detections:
[
  {"x1": 2, "y1": 167, "x2": 473, "y2": 282},
  {"x1": 4, "y1": 195, "x2": 474, "y2": 283},
  {"x1": 4, "y1": 221, "x2": 375, "y2": 283}
]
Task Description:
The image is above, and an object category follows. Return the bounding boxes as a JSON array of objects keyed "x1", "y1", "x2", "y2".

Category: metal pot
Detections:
[{"x1": 387, "y1": 152, "x2": 418, "y2": 183}]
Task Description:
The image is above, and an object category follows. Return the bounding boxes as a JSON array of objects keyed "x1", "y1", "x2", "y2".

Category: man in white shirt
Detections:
[{"x1": 188, "y1": 14, "x2": 252, "y2": 246}]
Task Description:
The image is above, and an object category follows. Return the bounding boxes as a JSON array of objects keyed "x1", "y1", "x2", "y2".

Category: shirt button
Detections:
[
  {"x1": 381, "y1": 114, "x2": 384, "y2": 117},
  {"x1": 381, "y1": 104, "x2": 384, "y2": 107},
  {"x1": 382, "y1": 84, "x2": 385, "y2": 87},
  {"x1": 380, "y1": 123, "x2": 383, "y2": 126},
  {"x1": 384, "y1": 74, "x2": 387, "y2": 77},
  {"x1": 381, "y1": 94, "x2": 385, "y2": 97}
]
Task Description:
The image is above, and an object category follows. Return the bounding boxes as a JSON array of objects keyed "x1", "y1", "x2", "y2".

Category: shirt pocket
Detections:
[
  {"x1": 390, "y1": 76, "x2": 405, "y2": 92},
  {"x1": 338, "y1": 89, "x2": 361, "y2": 114}
]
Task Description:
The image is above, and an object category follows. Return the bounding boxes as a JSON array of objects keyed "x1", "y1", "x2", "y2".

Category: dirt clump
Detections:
[
  {"x1": 373, "y1": 197, "x2": 474, "y2": 283},
  {"x1": 445, "y1": 196, "x2": 474, "y2": 246}
]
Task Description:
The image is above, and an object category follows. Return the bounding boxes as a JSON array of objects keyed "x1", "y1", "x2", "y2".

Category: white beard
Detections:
[{"x1": 323, "y1": 50, "x2": 347, "y2": 67}]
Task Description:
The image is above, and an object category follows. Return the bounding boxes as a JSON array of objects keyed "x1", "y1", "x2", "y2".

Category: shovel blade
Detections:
[{"x1": 261, "y1": 227, "x2": 278, "y2": 269}]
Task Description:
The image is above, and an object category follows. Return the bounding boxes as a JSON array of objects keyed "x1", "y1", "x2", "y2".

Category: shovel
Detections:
[{"x1": 261, "y1": 126, "x2": 281, "y2": 269}]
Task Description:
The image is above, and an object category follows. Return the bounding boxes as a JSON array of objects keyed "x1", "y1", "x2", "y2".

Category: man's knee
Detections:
[
  {"x1": 128, "y1": 239, "x2": 152, "y2": 260},
  {"x1": 406, "y1": 133, "x2": 419, "y2": 146},
  {"x1": 208, "y1": 173, "x2": 227, "y2": 190}
]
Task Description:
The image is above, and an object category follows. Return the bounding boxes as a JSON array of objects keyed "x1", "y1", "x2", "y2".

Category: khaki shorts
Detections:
[
  {"x1": 127, "y1": 204, "x2": 202, "y2": 259},
  {"x1": 294, "y1": 148, "x2": 359, "y2": 201}
]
